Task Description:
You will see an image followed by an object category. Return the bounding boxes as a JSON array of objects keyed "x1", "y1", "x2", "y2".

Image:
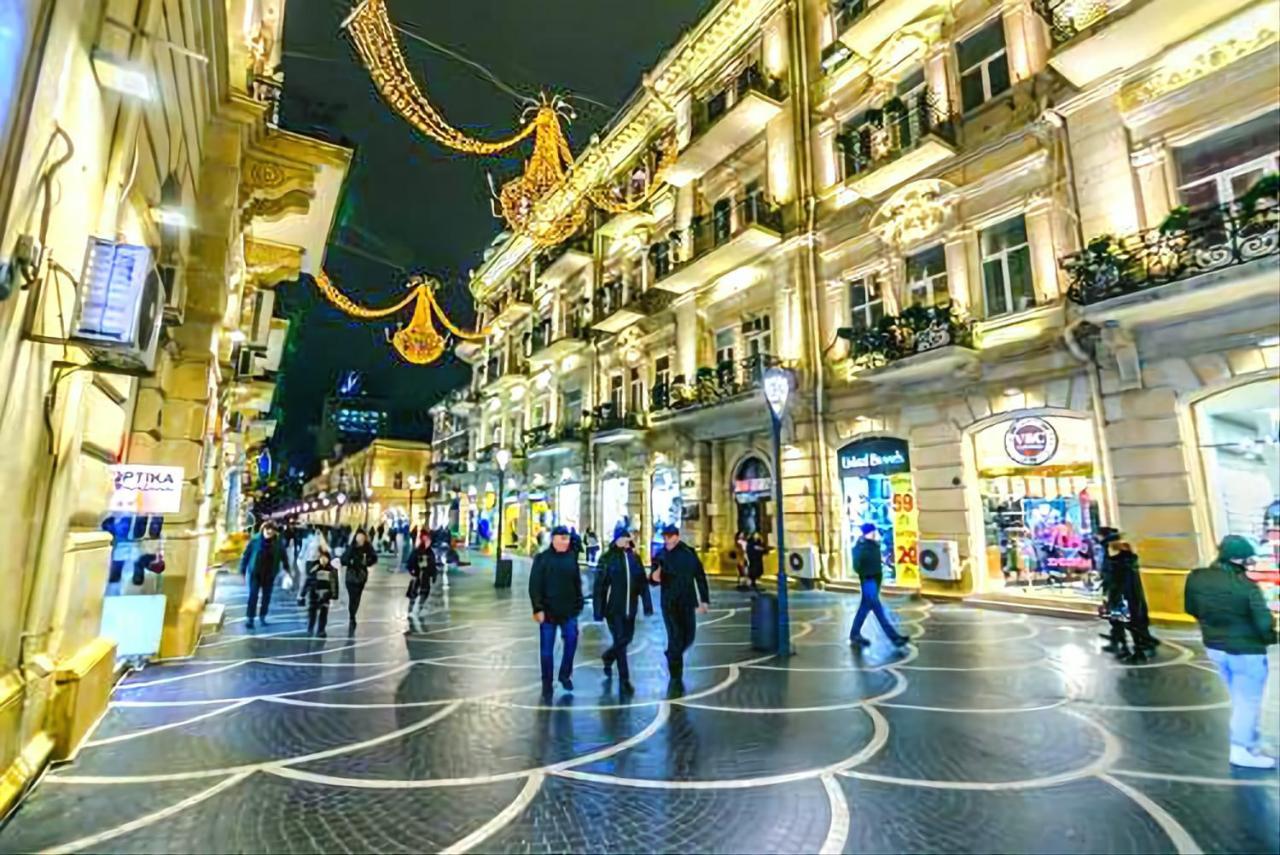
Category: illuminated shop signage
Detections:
[
  {"x1": 1004, "y1": 417, "x2": 1058, "y2": 466},
  {"x1": 838, "y1": 437, "x2": 911, "y2": 477},
  {"x1": 109, "y1": 465, "x2": 184, "y2": 514}
]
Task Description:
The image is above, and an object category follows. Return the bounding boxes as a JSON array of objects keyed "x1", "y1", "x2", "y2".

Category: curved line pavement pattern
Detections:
[{"x1": 2, "y1": 556, "x2": 1277, "y2": 854}]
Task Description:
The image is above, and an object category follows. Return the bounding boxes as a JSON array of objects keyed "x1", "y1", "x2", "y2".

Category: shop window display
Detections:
[
  {"x1": 600, "y1": 474, "x2": 630, "y2": 536},
  {"x1": 975, "y1": 415, "x2": 1103, "y2": 598},
  {"x1": 1194, "y1": 380, "x2": 1280, "y2": 612},
  {"x1": 555, "y1": 481, "x2": 582, "y2": 533},
  {"x1": 650, "y1": 467, "x2": 683, "y2": 552},
  {"x1": 838, "y1": 437, "x2": 918, "y2": 586}
]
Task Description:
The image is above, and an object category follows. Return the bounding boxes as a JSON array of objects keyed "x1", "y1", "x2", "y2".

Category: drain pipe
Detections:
[
  {"x1": 787, "y1": 0, "x2": 835, "y2": 582},
  {"x1": 1063, "y1": 320, "x2": 1120, "y2": 525}
]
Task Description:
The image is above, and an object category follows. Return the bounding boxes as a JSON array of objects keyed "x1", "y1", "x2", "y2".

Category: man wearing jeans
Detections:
[
  {"x1": 529, "y1": 526, "x2": 584, "y2": 697},
  {"x1": 240, "y1": 522, "x2": 288, "y2": 630},
  {"x1": 1185, "y1": 535, "x2": 1278, "y2": 769},
  {"x1": 849, "y1": 523, "x2": 910, "y2": 647}
]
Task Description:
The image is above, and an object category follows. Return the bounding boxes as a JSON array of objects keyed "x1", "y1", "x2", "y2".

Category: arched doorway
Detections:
[{"x1": 732, "y1": 455, "x2": 773, "y2": 544}]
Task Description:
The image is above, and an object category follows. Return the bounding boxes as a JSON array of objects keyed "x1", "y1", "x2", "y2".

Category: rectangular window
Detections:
[
  {"x1": 1175, "y1": 111, "x2": 1280, "y2": 210},
  {"x1": 981, "y1": 216, "x2": 1035, "y2": 317},
  {"x1": 532, "y1": 401, "x2": 546, "y2": 428},
  {"x1": 654, "y1": 355, "x2": 671, "y2": 391},
  {"x1": 743, "y1": 315, "x2": 772, "y2": 357},
  {"x1": 714, "y1": 327, "x2": 736, "y2": 367},
  {"x1": 628, "y1": 367, "x2": 644, "y2": 414},
  {"x1": 904, "y1": 245, "x2": 949, "y2": 307},
  {"x1": 563, "y1": 388, "x2": 582, "y2": 425},
  {"x1": 609, "y1": 373, "x2": 624, "y2": 415},
  {"x1": 849, "y1": 274, "x2": 885, "y2": 332},
  {"x1": 958, "y1": 19, "x2": 1011, "y2": 113}
]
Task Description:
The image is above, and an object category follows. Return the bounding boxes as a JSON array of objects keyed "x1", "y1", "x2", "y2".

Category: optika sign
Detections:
[
  {"x1": 109, "y1": 465, "x2": 184, "y2": 514},
  {"x1": 1004, "y1": 418, "x2": 1058, "y2": 466}
]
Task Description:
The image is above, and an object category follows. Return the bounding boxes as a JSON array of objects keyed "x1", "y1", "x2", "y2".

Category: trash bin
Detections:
[
  {"x1": 494, "y1": 559, "x2": 513, "y2": 589},
  {"x1": 750, "y1": 592, "x2": 778, "y2": 652}
]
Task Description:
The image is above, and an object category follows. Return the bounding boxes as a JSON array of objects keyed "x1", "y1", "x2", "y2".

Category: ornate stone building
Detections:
[
  {"x1": 429, "y1": 0, "x2": 1278, "y2": 625},
  {"x1": 0, "y1": 0, "x2": 349, "y2": 812}
]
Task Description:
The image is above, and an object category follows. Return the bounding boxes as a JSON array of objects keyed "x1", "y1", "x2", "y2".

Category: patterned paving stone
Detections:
[{"x1": 1114, "y1": 777, "x2": 1280, "y2": 854}]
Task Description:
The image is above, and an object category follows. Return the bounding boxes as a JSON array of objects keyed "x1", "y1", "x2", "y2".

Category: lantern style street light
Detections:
[
  {"x1": 763, "y1": 366, "x2": 793, "y2": 656},
  {"x1": 494, "y1": 447, "x2": 512, "y2": 588}
]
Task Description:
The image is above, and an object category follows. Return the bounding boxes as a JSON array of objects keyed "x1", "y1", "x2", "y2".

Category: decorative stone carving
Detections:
[
  {"x1": 244, "y1": 237, "x2": 303, "y2": 288},
  {"x1": 869, "y1": 179, "x2": 957, "y2": 248}
]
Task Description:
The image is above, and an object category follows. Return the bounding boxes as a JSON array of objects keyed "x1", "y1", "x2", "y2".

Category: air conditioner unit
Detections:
[
  {"x1": 785, "y1": 545, "x2": 819, "y2": 580},
  {"x1": 157, "y1": 262, "x2": 186, "y2": 325},
  {"x1": 919, "y1": 540, "x2": 961, "y2": 581},
  {"x1": 70, "y1": 238, "x2": 162, "y2": 373},
  {"x1": 247, "y1": 289, "x2": 275, "y2": 350}
]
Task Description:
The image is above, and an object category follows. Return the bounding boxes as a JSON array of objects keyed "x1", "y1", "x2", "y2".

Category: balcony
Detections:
[
  {"x1": 650, "y1": 354, "x2": 781, "y2": 420},
  {"x1": 835, "y1": 93, "x2": 957, "y2": 203},
  {"x1": 1032, "y1": 0, "x2": 1257, "y2": 88},
  {"x1": 592, "y1": 279, "x2": 676, "y2": 334},
  {"x1": 454, "y1": 340, "x2": 485, "y2": 365},
  {"x1": 538, "y1": 236, "x2": 593, "y2": 287},
  {"x1": 445, "y1": 388, "x2": 481, "y2": 415},
  {"x1": 653, "y1": 197, "x2": 784, "y2": 297},
  {"x1": 832, "y1": 0, "x2": 954, "y2": 62},
  {"x1": 490, "y1": 288, "x2": 534, "y2": 330},
  {"x1": 668, "y1": 65, "x2": 786, "y2": 187},
  {"x1": 844, "y1": 304, "x2": 978, "y2": 384},
  {"x1": 485, "y1": 356, "x2": 530, "y2": 396},
  {"x1": 1063, "y1": 197, "x2": 1280, "y2": 322},
  {"x1": 523, "y1": 423, "x2": 587, "y2": 459},
  {"x1": 529, "y1": 325, "x2": 591, "y2": 367},
  {"x1": 587, "y1": 404, "x2": 646, "y2": 445}
]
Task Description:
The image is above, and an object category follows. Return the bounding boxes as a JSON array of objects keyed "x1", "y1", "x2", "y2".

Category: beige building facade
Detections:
[
  {"x1": 296, "y1": 439, "x2": 433, "y2": 532},
  {"x1": 432, "y1": 0, "x2": 1278, "y2": 623},
  {"x1": 0, "y1": 0, "x2": 349, "y2": 813}
]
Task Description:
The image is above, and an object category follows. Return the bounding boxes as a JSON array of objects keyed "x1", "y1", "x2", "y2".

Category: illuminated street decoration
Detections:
[
  {"x1": 313, "y1": 271, "x2": 487, "y2": 365},
  {"x1": 342, "y1": 0, "x2": 673, "y2": 246}
]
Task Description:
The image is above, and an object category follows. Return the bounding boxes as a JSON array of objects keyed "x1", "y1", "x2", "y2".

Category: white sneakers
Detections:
[{"x1": 1229, "y1": 745, "x2": 1278, "y2": 769}]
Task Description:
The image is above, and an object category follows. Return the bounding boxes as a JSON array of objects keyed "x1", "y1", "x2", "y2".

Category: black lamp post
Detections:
[
  {"x1": 494, "y1": 447, "x2": 512, "y2": 587},
  {"x1": 763, "y1": 366, "x2": 793, "y2": 656}
]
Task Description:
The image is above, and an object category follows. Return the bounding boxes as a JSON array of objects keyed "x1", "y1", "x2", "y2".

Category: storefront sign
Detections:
[
  {"x1": 1004, "y1": 418, "x2": 1058, "y2": 466},
  {"x1": 109, "y1": 465, "x2": 184, "y2": 515},
  {"x1": 838, "y1": 437, "x2": 911, "y2": 478},
  {"x1": 733, "y1": 477, "x2": 772, "y2": 495},
  {"x1": 889, "y1": 471, "x2": 920, "y2": 586}
]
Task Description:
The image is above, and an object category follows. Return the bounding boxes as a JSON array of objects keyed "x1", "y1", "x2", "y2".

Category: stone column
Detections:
[
  {"x1": 1132, "y1": 141, "x2": 1173, "y2": 230},
  {"x1": 675, "y1": 298, "x2": 699, "y2": 380},
  {"x1": 1067, "y1": 92, "x2": 1142, "y2": 240},
  {"x1": 1001, "y1": 1, "x2": 1047, "y2": 84},
  {"x1": 944, "y1": 228, "x2": 976, "y2": 315},
  {"x1": 1024, "y1": 195, "x2": 1062, "y2": 304}
]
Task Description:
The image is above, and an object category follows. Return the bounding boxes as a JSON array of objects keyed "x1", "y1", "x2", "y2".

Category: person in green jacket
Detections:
[{"x1": 1185, "y1": 535, "x2": 1279, "y2": 769}]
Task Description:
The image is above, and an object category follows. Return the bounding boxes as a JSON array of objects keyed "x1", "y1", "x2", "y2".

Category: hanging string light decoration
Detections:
[
  {"x1": 342, "y1": 0, "x2": 674, "y2": 246},
  {"x1": 313, "y1": 271, "x2": 487, "y2": 366}
]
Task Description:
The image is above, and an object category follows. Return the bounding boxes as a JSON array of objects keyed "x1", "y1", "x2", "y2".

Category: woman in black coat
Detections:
[
  {"x1": 342, "y1": 529, "x2": 378, "y2": 633},
  {"x1": 746, "y1": 532, "x2": 768, "y2": 591},
  {"x1": 406, "y1": 530, "x2": 439, "y2": 616}
]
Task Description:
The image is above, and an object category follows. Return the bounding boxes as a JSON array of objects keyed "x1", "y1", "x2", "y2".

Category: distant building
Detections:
[{"x1": 316, "y1": 393, "x2": 430, "y2": 459}]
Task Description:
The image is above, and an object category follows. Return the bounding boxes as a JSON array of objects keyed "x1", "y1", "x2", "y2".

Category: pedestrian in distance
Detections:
[
  {"x1": 529, "y1": 525, "x2": 585, "y2": 697},
  {"x1": 304, "y1": 545, "x2": 340, "y2": 637},
  {"x1": 584, "y1": 529, "x2": 600, "y2": 567},
  {"x1": 240, "y1": 521, "x2": 289, "y2": 630},
  {"x1": 1185, "y1": 535, "x2": 1279, "y2": 769},
  {"x1": 649, "y1": 524, "x2": 710, "y2": 693},
  {"x1": 343, "y1": 529, "x2": 378, "y2": 634},
  {"x1": 734, "y1": 531, "x2": 750, "y2": 591},
  {"x1": 849, "y1": 523, "x2": 910, "y2": 648},
  {"x1": 746, "y1": 531, "x2": 768, "y2": 593},
  {"x1": 594, "y1": 523, "x2": 654, "y2": 696},
  {"x1": 406, "y1": 529, "x2": 439, "y2": 616},
  {"x1": 1096, "y1": 527, "x2": 1158, "y2": 662}
]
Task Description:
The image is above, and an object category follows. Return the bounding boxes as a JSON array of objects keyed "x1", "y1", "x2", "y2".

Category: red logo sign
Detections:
[{"x1": 1004, "y1": 417, "x2": 1058, "y2": 466}]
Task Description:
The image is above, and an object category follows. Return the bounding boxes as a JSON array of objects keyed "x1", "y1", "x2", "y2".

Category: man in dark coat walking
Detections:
[
  {"x1": 594, "y1": 523, "x2": 653, "y2": 695},
  {"x1": 1096, "y1": 527, "x2": 1158, "y2": 661},
  {"x1": 649, "y1": 524, "x2": 710, "y2": 692},
  {"x1": 849, "y1": 523, "x2": 909, "y2": 647},
  {"x1": 240, "y1": 521, "x2": 288, "y2": 629},
  {"x1": 529, "y1": 525, "x2": 585, "y2": 696}
]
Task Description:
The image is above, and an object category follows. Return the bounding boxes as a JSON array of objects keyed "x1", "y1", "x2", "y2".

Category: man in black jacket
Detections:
[
  {"x1": 649, "y1": 524, "x2": 709, "y2": 691},
  {"x1": 849, "y1": 523, "x2": 909, "y2": 647},
  {"x1": 594, "y1": 524, "x2": 654, "y2": 695},
  {"x1": 529, "y1": 525, "x2": 584, "y2": 696},
  {"x1": 240, "y1": 521, "x2": 288, "y2": 630}
]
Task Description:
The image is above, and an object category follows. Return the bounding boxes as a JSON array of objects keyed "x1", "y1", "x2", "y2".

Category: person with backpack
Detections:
[
  {"x1": 593, "y1": 523, "x2": 653, "y2": 696},
  {"x1": 342, "y1": 529, "x2": 378, "y2": 634},
  {"x1": 304, "y1": 545, "x2": 340, "y2": 637},
  {"x1": 1185, "y1": 535, "x2": 1279, "y2": 769}
]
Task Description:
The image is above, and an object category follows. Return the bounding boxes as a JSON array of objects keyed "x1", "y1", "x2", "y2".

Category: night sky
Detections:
[{"x1": 269, "y1": 0, "x2": 715, "y2": 476}]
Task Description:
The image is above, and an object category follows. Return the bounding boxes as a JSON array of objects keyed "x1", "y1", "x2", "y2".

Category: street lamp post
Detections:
[
  {"x1": 494, "y1": 447, "x2": 512, "y2": 588},
  {"x1": 762, "y1": 366, "x2": 793, "y2": 656},
  {"x1": 407, "y1": 476, "x2": 421, "y2": 528}
]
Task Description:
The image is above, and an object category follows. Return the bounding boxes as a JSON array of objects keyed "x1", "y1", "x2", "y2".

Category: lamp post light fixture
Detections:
[
  {"x1": 763, "y1": 365, "x2": 794, "y2": 656},
  {"x1": 494, "y1": 448, "x2": 513, "y2": 588}
]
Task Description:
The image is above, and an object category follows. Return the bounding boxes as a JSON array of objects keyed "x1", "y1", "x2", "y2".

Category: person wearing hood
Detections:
[
  {"x1": 1096, "y1": 527, "x2": 1157, "y2": 661},
  {"x1": 849, "y1": 523, "x2": 910, "y2": 647},
  {"x1": 593, "y1": 524, "x2": 654, "y2": 695},
  {"x1": 1186, "y1": 535, "x2": 1279, "y2": 769},
  {"x1": 342, "y1": 529, "x2": 378, "y2": 634},
  {"x1": 649, "y1": 524, "x2": 710, "y2": 692},
  {"x1": 239, "y1": 521, "x2": 289, "y2": 630},
  {"x1": 529, "y1": 525, "x2": 585, "y2": 696},
  {"x1": 303, "y1": 545, "x2": 340, "y2": 637}
]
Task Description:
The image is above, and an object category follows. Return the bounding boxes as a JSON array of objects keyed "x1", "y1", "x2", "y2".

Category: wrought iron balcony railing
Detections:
[
  {"x1": 691, "y1": 63, "x2": 787, "y2": 139},
  {"x1": 651, "y1": 353, "x2": 781, "y2": 413},
  {"x1": 1063, "y1": 197, "x2": 1280, "y2": 306},
  {"x1": 249, "y1": 74, "x2": 283, "y2": 126},
  {"x1": 1031, "y1": 0, "x2": 1119, "y2": 45},
  {"x1": 846, "y1": 304, "x2": 973, "y2": 370},
  {"x1": 837, "y1": 92, "x2": 956, "y2": 180},
  {"x1": 588, "y1": 404, "x2": 645, "y2": 433},
  {"x1": 652, "y1": 195, "x2": 784, "y2": 281},
  {"x1": 524, "y1": 422, "x2": 587, "y2": 449}
]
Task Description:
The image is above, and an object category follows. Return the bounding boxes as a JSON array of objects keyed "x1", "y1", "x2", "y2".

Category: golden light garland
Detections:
[
  {"x1": 313, "y1": 271, "x2": 487, "y2": 366},
  {"x1": 342, "y1": 0, "x2": 673, "y2": 247}
]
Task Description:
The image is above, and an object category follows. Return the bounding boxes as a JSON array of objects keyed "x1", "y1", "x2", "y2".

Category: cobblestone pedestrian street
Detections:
[{"x1": 2, "y1": 557, "x2": 1277, "y2": 854}]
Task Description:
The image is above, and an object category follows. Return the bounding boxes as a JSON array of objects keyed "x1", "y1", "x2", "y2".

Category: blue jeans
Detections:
[
  {"x1": 850, "y1": 580, "x2": 900, "y2": 640},
  {"x1": 539, "y1": 617, "x2": 579, "y2": 687},
  {"x1": 1206, "y1": 649, "x2": 1269, "y2": 749}
]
